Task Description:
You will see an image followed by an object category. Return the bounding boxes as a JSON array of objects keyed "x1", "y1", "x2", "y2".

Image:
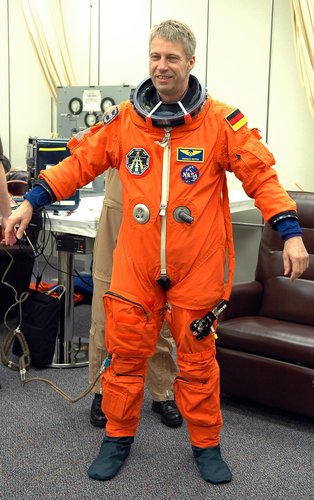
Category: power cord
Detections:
[
  {"x1": 0, "y1": 230, "x2": 99, "y2": 403},
  {"x1": 0, "y1": 245, "x2": 32, "y2": 373},
  {"x1": 22, "y1": 358, "x2": 109, "y2": 403}
]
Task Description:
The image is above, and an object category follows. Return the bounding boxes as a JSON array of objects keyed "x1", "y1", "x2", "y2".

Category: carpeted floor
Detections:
[{"x1": 0, "y1": 256, "x2": 313, "y2": 499}]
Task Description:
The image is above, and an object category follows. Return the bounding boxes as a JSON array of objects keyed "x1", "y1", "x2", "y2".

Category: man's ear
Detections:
[{"x1": 188, "y1": 55, "x2": 195, "y2": 71}]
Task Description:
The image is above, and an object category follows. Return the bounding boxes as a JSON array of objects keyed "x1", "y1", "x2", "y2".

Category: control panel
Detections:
[
  {"x1": 57, "y1": 84, "x2": 134, "y2": 138},
  {"x1": 56, "y1": 234, "x2": 94, "y2": 254}
]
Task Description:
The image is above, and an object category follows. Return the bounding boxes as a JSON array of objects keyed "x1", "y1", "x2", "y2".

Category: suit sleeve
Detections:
[{"x1": 217, "y1": 119, "x2": 296, "y2": 222}]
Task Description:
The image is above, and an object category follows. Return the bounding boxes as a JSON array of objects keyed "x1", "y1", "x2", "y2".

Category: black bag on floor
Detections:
[{"x1": 13, "y1": 289, "x2": 63, "y2": 367}]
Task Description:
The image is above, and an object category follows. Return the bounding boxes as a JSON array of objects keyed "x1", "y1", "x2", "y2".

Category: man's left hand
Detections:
[{"x1": 283, "y1": 236, "x2": 309, "y2": 281}]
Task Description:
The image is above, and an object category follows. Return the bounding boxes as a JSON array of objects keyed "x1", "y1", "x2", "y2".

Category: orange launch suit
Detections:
[{"x1": 39, "y1": 98, "x2": 296, "y2": 447}]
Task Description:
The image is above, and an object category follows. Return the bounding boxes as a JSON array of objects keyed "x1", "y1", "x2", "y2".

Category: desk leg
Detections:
[{"x1": 50, "y1": 250, "x2": 89, "y2": 368}]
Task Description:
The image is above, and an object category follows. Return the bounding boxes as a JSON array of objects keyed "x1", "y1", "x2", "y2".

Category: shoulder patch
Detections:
[
  {"x1": 126, "y1": 148, "x2": 150, "y2": 176},
  {"x1": 225, "y1": 108, "x2": 248, "y2": 131},
  {"x1": 103, "y1": 105, "x2": 119, "y2": 125}
]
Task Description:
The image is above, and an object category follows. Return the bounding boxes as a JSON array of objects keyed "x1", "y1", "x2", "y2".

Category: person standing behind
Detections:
[
  {"x1": 89, "y1": 166, "x2": 182, "y2": 428},
  {"x1": 0, "y1": 137, "x2": 12, "y2": 241},
  {"x1": 0, "y1": 137, "x2": 12, "y2": 389}
]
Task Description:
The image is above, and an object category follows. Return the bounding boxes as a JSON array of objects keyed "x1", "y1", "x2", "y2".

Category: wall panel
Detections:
[
  {"x1": 207, "y1": 0, "x2": 273, "y2": 191},
  {"x1": 207, "y1": 0, "x2": 272, "y2": 125},
  {"x1": 267, "y1": 0, "x2": 314, "y2": 191},
  {"x1": 7, "y1": 0, "x2": 52, "y2": 168},
  {"x1": 98, "y1": 0, "x2": 151, "y2": 86},
  {"x1": 61, "y1": 0, "x2": 91, "y2": 86},
  {"x1": 0, "y1": 0, "x2": 10, "y2": 156}
]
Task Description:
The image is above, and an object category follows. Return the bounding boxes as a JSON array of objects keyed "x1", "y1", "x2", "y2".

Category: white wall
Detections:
[
  {"x1": 267, "y1": 0, "x2": 314, "y2": 192},
  {"x1": 0, "y1": 0, "x2": 53, "y2": 166},
  {"x1": 0, "y1": 0, "x2": 313, "y2": 193},
  {"x1": 208, "y1": 0, "x2": 273, "y2": 191},
  {"x1": 208, "y1": 0, "x2": 272, "y2": 126},
  {"x1": 0, "y1": 0, "x2": 10, "y2": 152}
]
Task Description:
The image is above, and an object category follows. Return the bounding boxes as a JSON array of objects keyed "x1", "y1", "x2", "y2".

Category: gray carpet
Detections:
[{"x1": 0, "y1": 256, "x2": 313, "y2": 499}]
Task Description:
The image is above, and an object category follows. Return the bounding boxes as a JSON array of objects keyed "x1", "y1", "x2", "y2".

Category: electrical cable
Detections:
[
  {"x1": 0, "y1": 246, "x2": 32, "y2": 372},
  {"x1": 22, "y1": 363, "x2": 105, "y2": 403},
  {"x1": 0, "y1": 213, "x2": 97, "y2": 403}
]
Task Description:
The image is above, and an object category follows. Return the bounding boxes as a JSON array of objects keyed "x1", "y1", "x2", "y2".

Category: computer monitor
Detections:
[{"x1": 26, "y1": 137, "x2": 80, "y2": 211}]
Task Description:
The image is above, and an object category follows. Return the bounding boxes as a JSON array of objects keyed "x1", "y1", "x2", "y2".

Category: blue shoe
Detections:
[
  {"x1": 192, "y1": 444, "x2": 232, "y2": 484},
  {"x1": 88, "y1": 436, "x2": 134, "y2": 481}
]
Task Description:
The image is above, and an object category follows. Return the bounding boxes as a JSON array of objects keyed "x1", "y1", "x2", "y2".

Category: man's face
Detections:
[{"x1": 149, "y1": 37, "x2": 195, "y2": 103}]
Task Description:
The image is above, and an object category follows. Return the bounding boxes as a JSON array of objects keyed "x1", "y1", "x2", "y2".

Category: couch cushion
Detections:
[
  {"x1": 260, "y1": 276, "x2": 314, "y2": 326},
  {"x1": 217, "y1": 316, "x2": 314, "y2": 366}
]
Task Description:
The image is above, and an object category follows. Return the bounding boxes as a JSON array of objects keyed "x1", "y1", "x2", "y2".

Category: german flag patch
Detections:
[{"x1": 225, "y1": 108, "x2": 248, "y2": 131}]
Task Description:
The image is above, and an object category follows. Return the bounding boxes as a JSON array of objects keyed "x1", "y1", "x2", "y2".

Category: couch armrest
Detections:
[{"x1": 220, "y1": 281, "x2": 263, "y2": 321}]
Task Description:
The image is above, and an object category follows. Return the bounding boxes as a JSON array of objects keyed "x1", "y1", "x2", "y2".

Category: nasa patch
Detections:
[
  {"x1": 103, "y1": 105, "x2": 119, "y2": 125},
  {"x1": 126, "y1": 148, "x2": 150, "y2": 176},
  {"x1": 181, "y1": 165, "x2": 200, "y2": 184}
]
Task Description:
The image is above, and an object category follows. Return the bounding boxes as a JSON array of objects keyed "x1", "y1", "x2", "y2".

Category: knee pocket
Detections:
[
  {"x1": 176, "y1": 349, "x2": 216, "y2": 381},
  {"x1": 103, "y1": 292, "x2": 161, "y2": 356},
  {"x1": 103, "y1": 372, "x2": 144, "y2": 423},
  {"x1": 174, "y1": 364, "x2": 221, "y2": 427}
]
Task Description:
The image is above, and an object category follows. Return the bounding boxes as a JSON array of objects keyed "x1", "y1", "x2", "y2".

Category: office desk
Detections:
[
  {"x1": 228, "y1": 189, "x2": 255, "y2": 213},
  {"x1": 45, "y1": 191, "x2": 254, "y2": 367}
]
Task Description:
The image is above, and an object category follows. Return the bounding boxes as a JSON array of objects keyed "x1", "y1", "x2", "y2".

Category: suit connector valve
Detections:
[{"x1": 190, "y1": 300, "x2": 228, "y2": 340}]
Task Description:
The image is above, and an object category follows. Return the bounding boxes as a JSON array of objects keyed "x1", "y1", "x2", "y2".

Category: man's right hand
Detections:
[{"x1": 4, "y1": 199, "x2": 34, "y2": 245}]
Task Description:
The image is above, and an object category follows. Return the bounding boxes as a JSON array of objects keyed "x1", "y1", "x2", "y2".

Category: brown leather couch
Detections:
[{"x1": 216, "y1": 191, "x2": 314, "y2": 418}]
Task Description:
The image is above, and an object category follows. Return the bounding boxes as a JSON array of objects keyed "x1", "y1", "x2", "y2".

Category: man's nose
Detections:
[{"x1": 157, "y1": 57, "x2": 168, "y2": 71}]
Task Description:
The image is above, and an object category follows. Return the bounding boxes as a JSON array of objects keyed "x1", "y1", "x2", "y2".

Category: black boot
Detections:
[
  {"x1": 87, "y1": 436, "x2": 134, "y2": 481},
  {"x1": 90, "y1": 393, "x2": 107, "y2": 428},
  {"x1": 152, "y1": 400, "x2": 183, "y2": 427},
  {"x1": 192, "y1": 444, "x2": 232, "y2": 484}
]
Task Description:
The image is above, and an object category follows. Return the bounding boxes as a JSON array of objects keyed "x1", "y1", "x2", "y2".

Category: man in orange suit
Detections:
[{"x1": 5, "y1": 20, "x2": 309, "y2": 484}]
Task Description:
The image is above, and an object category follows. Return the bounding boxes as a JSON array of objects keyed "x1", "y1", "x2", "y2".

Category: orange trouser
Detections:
[{"x1": 102, "y1": 287, "x2": 222, "y2": 448}]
